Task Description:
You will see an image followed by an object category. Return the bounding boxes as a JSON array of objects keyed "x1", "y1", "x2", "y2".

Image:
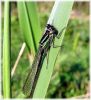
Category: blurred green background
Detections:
[{"x1": 2, "y1": 2, "x2": 89, "y2": 98}]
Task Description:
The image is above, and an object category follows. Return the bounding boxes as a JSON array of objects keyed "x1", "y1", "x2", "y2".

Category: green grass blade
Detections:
[
  {"x1": 25, "y1": 2, "x2": 41, "y2": 49},
  {"x1": 73, "y1": 32, "x2": 80, "y2": 51},
  {"x1": 3, "y1": 2, "x2": 11, "y2": 98},
  {"x1": 0, "y1": 2, "x2": 1, "y2": 98},
  {"x1": 17, "y1": 2, "x2": 36, "y2": 54},
  {"x1": 33, "y1": 1, "x2": 74, "y2": 98}
]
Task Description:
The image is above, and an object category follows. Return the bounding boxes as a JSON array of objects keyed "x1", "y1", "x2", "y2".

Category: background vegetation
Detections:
[{"x1": 1, "y1": 2, "x2": 89, "y2": 98}]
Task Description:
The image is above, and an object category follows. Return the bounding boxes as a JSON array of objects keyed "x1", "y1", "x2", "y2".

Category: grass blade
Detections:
[
  {"x1": 17, "y1": 2, "x2": 36, "y2": 54},
  {"x1": 0, "y1": 2, "x2": 1, "y2": 98},
  {"x1": 3, "y1": 2, "x2": 11, "y2": 98},
  {"x1": 33, "y1": 1, "x2": 74, "y2": 98},
  {"x1": 25, "y1": 2, "x2": 41, "y2": 49}
]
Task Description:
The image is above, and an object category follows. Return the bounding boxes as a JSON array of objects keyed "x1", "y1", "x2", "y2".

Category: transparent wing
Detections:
[{"x1": 22, "y1": 49, "x2": 42, "y2": 96}]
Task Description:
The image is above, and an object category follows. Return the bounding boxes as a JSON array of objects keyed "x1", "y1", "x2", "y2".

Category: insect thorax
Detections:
[
  {"x1": 46, "y1": 24, "x2": 58, "y2": 36},
  {"x1": 39, "y1": 24, "x2": 58, "y2": 46}
]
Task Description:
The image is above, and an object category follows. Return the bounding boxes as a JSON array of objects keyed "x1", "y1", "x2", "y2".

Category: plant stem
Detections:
[
  {"x1": 3, "y1": 2, "x2": 11, "y2": 98},
  {"x1": 11, "y1": 43, "x2": 26, "y2": 77}
]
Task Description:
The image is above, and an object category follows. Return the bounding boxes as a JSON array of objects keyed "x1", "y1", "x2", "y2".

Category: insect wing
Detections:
[{"x1": 23, "y1": 49, "x2": 42, "y2": 96}]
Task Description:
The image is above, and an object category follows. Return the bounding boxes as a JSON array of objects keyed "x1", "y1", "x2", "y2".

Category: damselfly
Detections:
[{"x1": 23, "y1": 23, "x2": 66, "y2": 97}]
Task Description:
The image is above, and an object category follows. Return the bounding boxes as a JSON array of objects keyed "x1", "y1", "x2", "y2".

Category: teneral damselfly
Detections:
[{"x1": 23, "y1": 24, "x2": 66, "y2": 97}]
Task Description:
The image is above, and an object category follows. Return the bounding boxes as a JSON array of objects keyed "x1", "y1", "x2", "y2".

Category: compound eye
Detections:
[{"x1": 46, "y1": 24, "x2": 51, "y2": 28}]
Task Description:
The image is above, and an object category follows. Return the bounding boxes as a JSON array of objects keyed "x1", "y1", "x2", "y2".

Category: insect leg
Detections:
[
  {"x1": 46, "y1": 49, "x2": 50, "y2": 69},
  {"x1": 57, "y1": 27, "x2": 66, "y2": 39},
  {"x1": 52, "y1": 40, "x2": 63, "y2": 68},
  {"x1": 44, "y1": 38, "x2": 52, "y2": 69},
  {"x1": 52, "y1": 39, "x2": 63, "y2": 48},
  {"x1": 53, "y1": 47, "x2": 61, "y2": 68}
]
